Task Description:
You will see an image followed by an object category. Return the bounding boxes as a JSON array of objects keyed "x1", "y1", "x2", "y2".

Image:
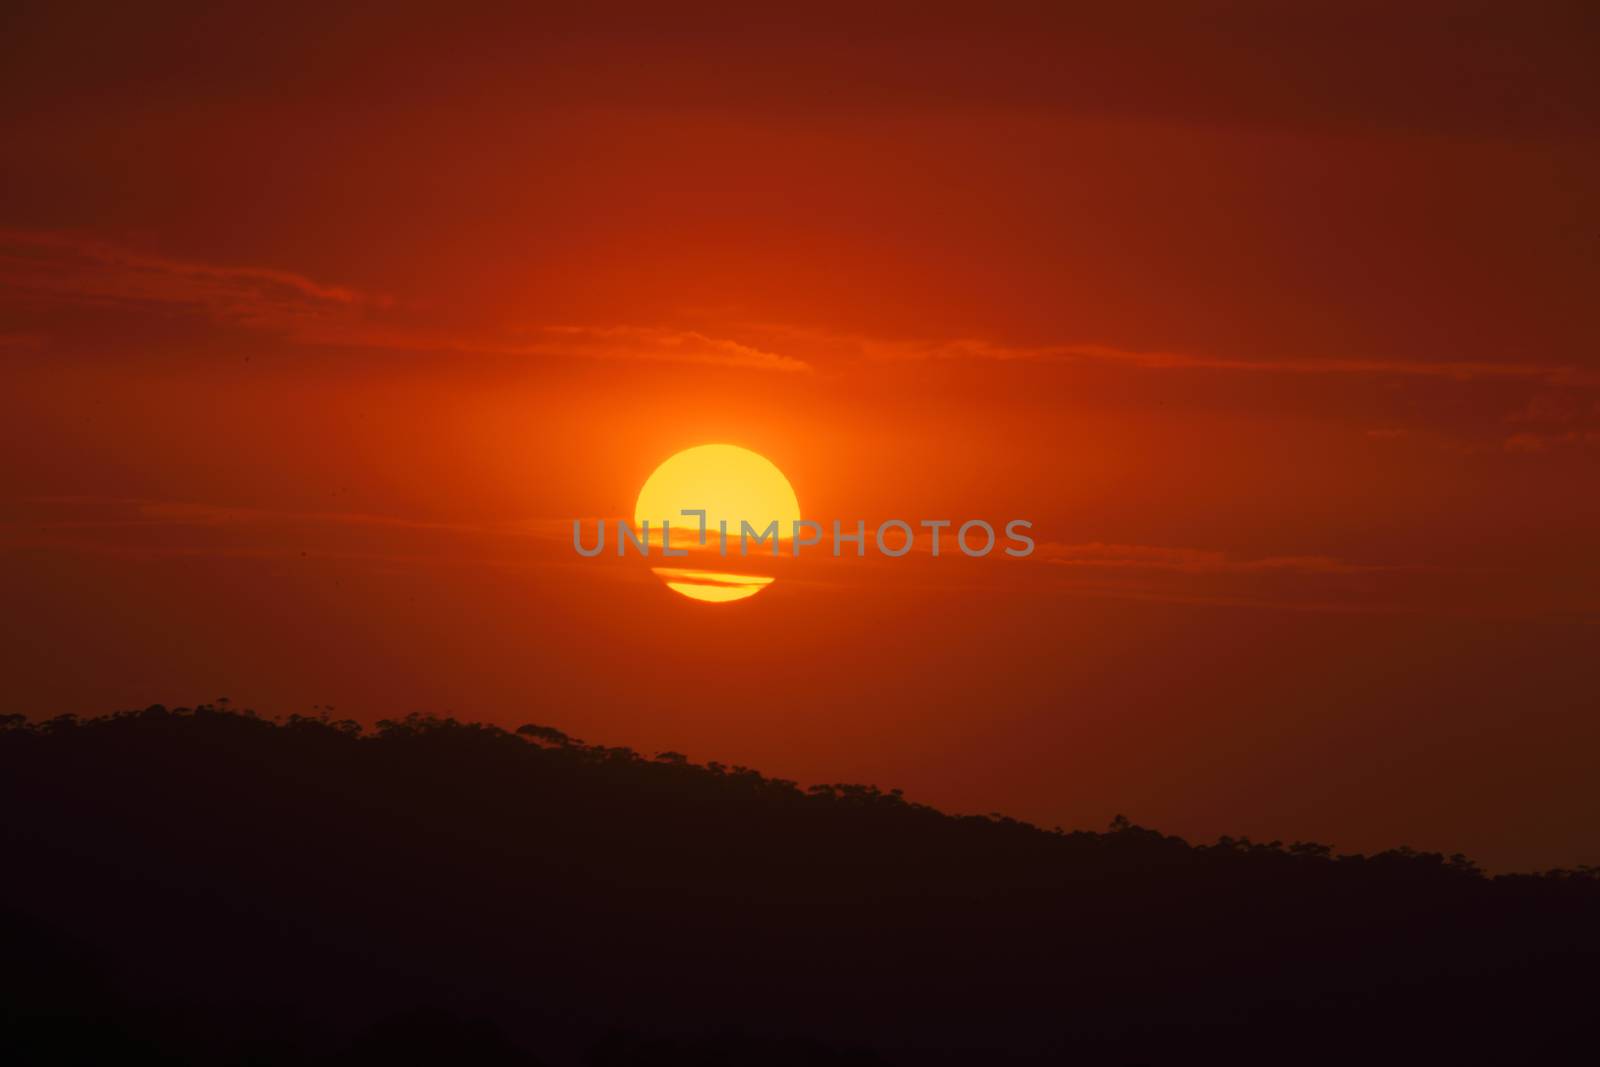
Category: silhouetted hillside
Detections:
[{"x1": 3, "y1": 705, "x2": 1596, "y2": 1065}]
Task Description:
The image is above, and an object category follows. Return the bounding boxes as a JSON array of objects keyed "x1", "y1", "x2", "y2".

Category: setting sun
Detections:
[{"x1": 633, "y1": 444, "x2": 801, "y2": 602}]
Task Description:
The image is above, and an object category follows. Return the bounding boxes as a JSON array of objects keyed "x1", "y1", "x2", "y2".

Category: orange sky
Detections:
[{"x1": 3, "y1": 3, "x2": 1598, "y2": 870}]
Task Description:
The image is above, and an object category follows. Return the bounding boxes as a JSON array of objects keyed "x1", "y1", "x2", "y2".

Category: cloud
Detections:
[
  {"x1": 1502, "y1": 430, "x2": 1600, "y2": 454},
  {"x1": 13, "y1": 499, "x2": 1586, "y2": 618},
  {"x1": 1034, "y1": 541, "x2": 1393, "y2": 576},
  {"x1": 0, "y1": 229, "x2": 375, "y2": 338},
  {"x1": 533, "y1": 325, "x2": 808, "y2": 373},
  {"x1": 1505, "y1": 395, "x2": 1582, "y2": 425},
  {"x1": 0, "y1": 230, "x2": 808, "y2": 372},
  {"x1": 1504, "y1": 432, "x2": 1549, "y2": 454},
  {"x1": 292, "y1": 323, "x2": 810, "y2": 372},
  {"x1": 839, "y1": 334, "x2": 1600, "y2": 387},
  {"x1": 0, "y1": 497, "x2": 599, "y2": 575},
  {"x1": 15, "y1": 497, "x2": 584, "y2": 541},
  {"x1": 1019, "y1": 540, "x2": 1450, "y2": 615},
  {"x1": 12, "y1": 500, "x2": 1383, "y2": 579},
  {"x1": 1498, "y1": 394, "x2": 1600, "y2": 453}
]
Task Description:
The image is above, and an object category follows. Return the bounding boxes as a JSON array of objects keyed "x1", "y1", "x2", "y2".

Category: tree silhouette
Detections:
[{"x1": 2, "y1": 704, "x2": 1596, "y2": 1065}]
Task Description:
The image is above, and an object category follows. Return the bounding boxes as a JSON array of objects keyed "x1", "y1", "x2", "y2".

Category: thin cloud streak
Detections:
[
  {"x1": 0, "y1": 229, "x2": 367, "y2": 305},
  {"x1": 418, "y1": 325, "x2": 810, "y2": 373},
  {"x1": 13, "y1": 499, "x2": 1384, "y2": 576},
  {"x1": 0, "y1": 229, "x2": 374, "y2": 342},
  {"x1": 10, "y1": 499, "x2": 1584, "y2": 619},
  {"x1": 0, "y1": 230, "x2": 810, "y2": 372},
  {"x1": 748, "y1": 325, "x2": 1600, "y2": 387},
  {"x1": 12, "y1": 497, "x2": 581, "y2": 541},
  {"x1": 866, "y1": 337, "x2": 1598, "y2": 387},
  {"x1": 1034, "y1": 541, "x2": 1400, "y2": 575}
]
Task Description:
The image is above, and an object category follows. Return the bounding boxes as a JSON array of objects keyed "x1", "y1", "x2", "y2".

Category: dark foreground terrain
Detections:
[{"x1": 3, "y1": 705, "x2": 1597, "y2": 1065}]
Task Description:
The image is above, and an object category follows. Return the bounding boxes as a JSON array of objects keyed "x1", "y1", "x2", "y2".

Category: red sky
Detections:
[{"x1": 3, "y1": 3, "x2": 1598, "y2": 870}]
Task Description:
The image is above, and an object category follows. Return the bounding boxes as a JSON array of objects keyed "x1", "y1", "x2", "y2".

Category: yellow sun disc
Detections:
[{"x1": 634, "y1": 444, "x2": 800, "y2": 602}]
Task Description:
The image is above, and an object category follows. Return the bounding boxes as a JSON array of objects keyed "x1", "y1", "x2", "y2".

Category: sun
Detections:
[{"x1": 634, "y1": 443, "x2": 801, "y2": 603}]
